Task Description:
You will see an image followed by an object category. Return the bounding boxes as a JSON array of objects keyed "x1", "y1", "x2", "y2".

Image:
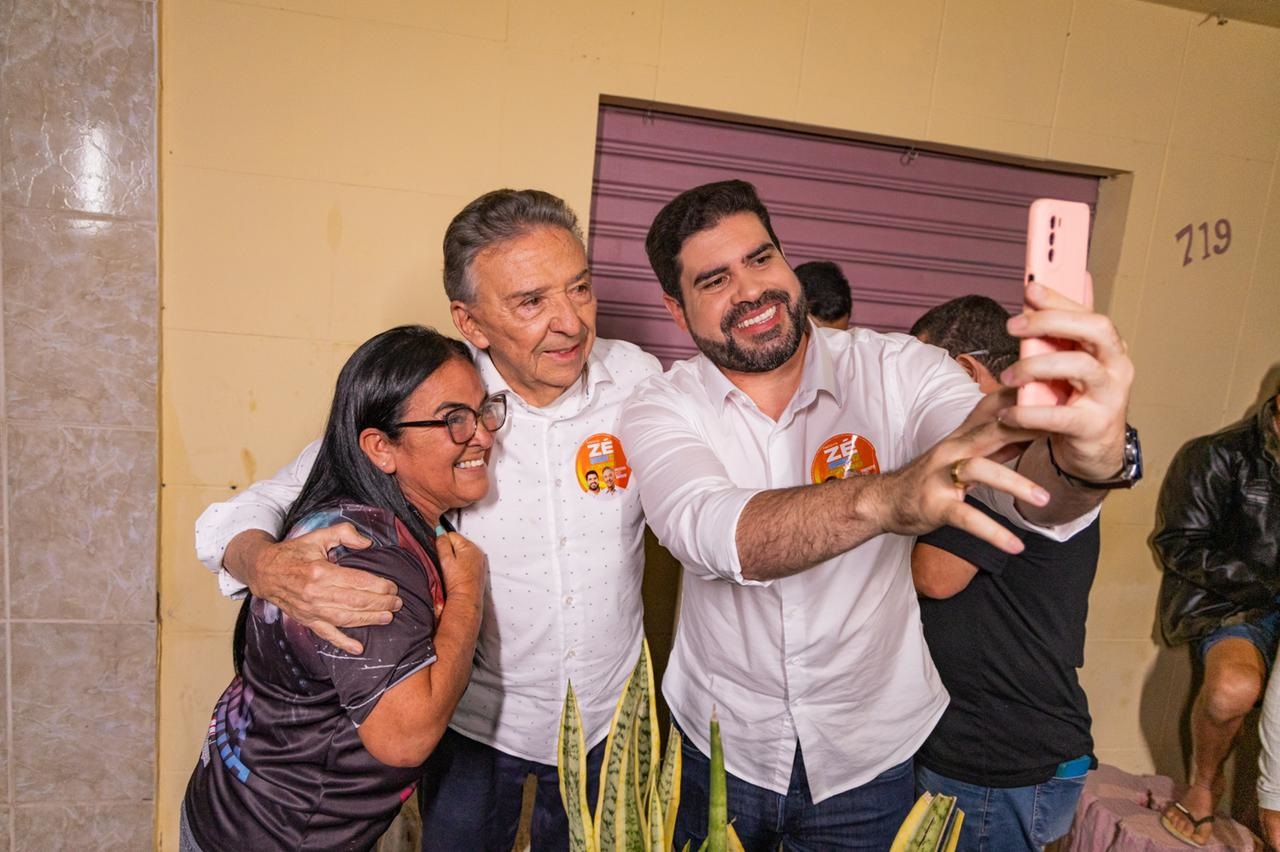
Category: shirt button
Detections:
[
  {"x1": 559, "y1": 537, "x2": 567, "y2": 547},
  {"x1": 564, "y1": 595, "x2": 574, "y2": 606},
  {"x1": 568, "y1": 649, "x2": 577, "y2": 659},
  {"x1": 555, "y1": 478, "x2": 563, "y2": 486}
]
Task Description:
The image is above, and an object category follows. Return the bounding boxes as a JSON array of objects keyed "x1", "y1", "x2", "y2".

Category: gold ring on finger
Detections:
[{"x1": 950, "y1": 458, "x2": 968, "y2": 489}]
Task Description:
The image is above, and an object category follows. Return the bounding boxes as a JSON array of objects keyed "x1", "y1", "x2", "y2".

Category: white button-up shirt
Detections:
[
  {"x1": 196, "y1": 337, "x2": 661, "y2": 764},
  {"x1": 619, "y1": 325, "x2": 1096, "y2": 803}
]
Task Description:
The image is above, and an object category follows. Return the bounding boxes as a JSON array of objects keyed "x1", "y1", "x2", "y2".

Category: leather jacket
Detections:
[{"x1": 1156, "y1": 396, "x2": 1280, "y2": 646}]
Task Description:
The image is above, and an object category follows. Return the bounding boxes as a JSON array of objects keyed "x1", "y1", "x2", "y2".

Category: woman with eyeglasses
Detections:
[{"x1": 180, "y1": 325, "x2": 507, "y2": 852}]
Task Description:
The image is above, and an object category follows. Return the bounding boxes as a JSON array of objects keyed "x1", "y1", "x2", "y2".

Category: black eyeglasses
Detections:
[{"x1": 395, "y1": 394, "x2": 507, "y2": 444}]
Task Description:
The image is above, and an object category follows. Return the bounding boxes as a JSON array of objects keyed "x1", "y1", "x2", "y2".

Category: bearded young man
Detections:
[{"x1": 621, "y1": 180, "x2": 1137, "y2": 851}]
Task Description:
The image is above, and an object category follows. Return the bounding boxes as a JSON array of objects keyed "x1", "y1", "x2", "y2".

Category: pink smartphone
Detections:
[{"x1": 1017, "y1": 199, "x2": 1094, "y2": 406}]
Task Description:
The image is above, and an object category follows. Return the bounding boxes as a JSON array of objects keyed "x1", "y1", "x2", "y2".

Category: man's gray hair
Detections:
[{"x1": 443, "y1": 189, "x2": 584, "y2": 302}]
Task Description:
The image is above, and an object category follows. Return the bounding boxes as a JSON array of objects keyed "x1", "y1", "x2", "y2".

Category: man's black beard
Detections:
[{"x1": 688, "y1": 290, "x2": 808, "y2": 374}]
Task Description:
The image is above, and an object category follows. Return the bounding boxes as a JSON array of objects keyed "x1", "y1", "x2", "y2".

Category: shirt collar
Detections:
[
  {"x1": 805, "y1": 323, "x2": 845, "y2": 409},
  {"x1": 582, "y1": 342, "x2": 615, "y2": 398}
]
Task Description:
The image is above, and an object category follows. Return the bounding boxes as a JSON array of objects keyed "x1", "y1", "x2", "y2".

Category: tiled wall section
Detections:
[{"x1": 0, "y1": 1, "x2": 157, "y2": 848}]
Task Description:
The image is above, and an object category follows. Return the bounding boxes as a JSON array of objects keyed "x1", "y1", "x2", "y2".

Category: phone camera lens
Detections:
[{"x1": 1048, "y1": 248, "x2": 1055, "y2": 262}]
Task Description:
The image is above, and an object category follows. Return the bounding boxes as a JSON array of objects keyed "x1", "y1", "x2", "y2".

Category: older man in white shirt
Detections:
[
  {"x1": 622, "y1": 179, "x2": 1135, "y2": 851},
  {"x1": 195, "y1": 189, "x2": 660, "y2": 851}
]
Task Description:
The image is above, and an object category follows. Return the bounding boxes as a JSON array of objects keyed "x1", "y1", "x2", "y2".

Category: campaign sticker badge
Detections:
[
  {"x1": 576, "y1": 433, "x2": 631, "y2": 495},
  {"x1": 811, "y1": 433, "x2": 879, "y2": 483}
]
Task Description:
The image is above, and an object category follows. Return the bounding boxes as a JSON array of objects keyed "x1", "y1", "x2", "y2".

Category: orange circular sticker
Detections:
[
  {"x1": 576, "y1": 433, "x2": 631, "y2": 495},
  {"x1": 811, "y1": 433, "x2": 880, "y2": 483}
]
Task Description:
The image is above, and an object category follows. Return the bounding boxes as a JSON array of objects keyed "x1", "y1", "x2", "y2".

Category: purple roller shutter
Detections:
[{"x1": 588, "y1": 105, "x2": 1099, "y2": 366}]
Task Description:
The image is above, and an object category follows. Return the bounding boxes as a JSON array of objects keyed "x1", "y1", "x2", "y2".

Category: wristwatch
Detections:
[{"x1": 1048, "y1": 424, "x2": 1143, "y2": 490}]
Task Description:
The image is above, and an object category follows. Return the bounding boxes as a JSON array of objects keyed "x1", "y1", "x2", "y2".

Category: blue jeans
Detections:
[
  {"x1": 418, "y1": 728, "x2": 606, "y2": 852},
  {"x1": 915, "y1": 764, "x2": 1086, "y2": 852},
  {"x1": 674, "y1": 726, "x2": 914, "y2": 852}
]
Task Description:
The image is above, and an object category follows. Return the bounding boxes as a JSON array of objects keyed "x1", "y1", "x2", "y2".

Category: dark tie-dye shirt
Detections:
[{"x1": 184, "y1": 504, "x2": 445, "y2": 851}]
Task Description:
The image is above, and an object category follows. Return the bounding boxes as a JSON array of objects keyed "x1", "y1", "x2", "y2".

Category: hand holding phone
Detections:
[{"x1": 1017, "y1": 199, "x2": 1094, "y2": 406}]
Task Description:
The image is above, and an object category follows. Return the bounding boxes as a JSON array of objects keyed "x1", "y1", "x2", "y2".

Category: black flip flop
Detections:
[{"x1": 1160, "y1": 800, "x2": 1215, "y2": 847}]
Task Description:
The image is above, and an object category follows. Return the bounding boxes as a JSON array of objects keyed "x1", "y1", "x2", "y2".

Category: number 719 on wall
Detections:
[{"x1": 1175, "y1": 219, "x2": 1231, "y2": 267}]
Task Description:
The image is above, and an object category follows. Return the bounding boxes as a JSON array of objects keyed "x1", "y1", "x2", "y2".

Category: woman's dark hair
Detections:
[{"x1": 234, "y1": 325, "x2": 472, "y2": 674}]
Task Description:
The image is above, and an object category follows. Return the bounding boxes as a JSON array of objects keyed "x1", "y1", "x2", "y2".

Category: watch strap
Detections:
[{"x1": 1048, "y1": 425, "x2": 1141, "y2": 490}]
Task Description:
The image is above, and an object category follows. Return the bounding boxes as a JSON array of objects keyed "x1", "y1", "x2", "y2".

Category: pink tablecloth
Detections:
[{"x1": 1058, "y1": 764, "x2": 1261, "y2": 851}]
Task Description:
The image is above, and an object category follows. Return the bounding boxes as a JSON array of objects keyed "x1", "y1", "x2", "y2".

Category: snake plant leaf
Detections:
[
  {"x1": 943, "y1": 811, "x2": 964, "y2": 852},
  {"x1": 707, "y1": 712, "x2": 727, "y2": 852},
  {"x1": 639, "y1": 639, "x2": 659, "y2": 793},
  {"x1": 726, "y1": 823, "x2": 745, "y2": 852},
  {"x1": 647, "y1": 769, "x2": 665, "y2": 852},
  {"x1": 557, "y1": 639, "x2": 695, "y2": 852},
  {"x1": 890, "y1": 793, "x2": 933, "y2": 852},
  {"x1": 658, "y1": 724, "x2": 682, "y2": 842},
  {"x1": 595, "y1": 685, "x2": 641, "y2": 847},
  {"x1": 557, "y1": 681, "x2": 595, "y2": 852},
  {"x1": 603, "y1": 715, "x2": 636, "y2": 852},
  {"x1": 910, "y1": 793, "x2": 956, "y2": 852},
  {"x1": 623, "y1": 719, "x2": 645, "y2": 851},
  {"x1": 595, "y1": 644, "x2": 648, "y2": 843}
]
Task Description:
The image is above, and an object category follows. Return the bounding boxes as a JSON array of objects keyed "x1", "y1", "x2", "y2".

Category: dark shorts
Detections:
[{"x1": 1198, "y1": 608, "x2": 1280, "y2": 672}]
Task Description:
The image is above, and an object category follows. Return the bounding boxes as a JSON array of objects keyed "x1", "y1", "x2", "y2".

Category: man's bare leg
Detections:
[{"x1": 1165, "y1": 637, "x2": 1267, "y2": 844}]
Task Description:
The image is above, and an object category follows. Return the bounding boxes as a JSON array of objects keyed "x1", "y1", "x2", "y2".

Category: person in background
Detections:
[
  {"x1": 794, "y1": 259, "x2": 851, "y2": 330},
  {"x1": 193, "y1": 189, "x2": 662, "y2": 851},
  {"x1": 181, "y1": 325, "x2": 492, "y2": 851},
  {"x1": 1257, "y1": 369, "x2": 1280, "y2": 850},
  {"x1": 622, "y1": 179, "x2": 1136, "y2": 851},
  {"x1": 909, "y1": 295, "x2": 1107, "y2": 851},
  {"x1": 1156, "y1": 380, "x2": 1280, "y2": 846}
]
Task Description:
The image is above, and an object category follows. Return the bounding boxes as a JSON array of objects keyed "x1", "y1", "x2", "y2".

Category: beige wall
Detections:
[{"x1": 158, "y1": 0, "x2": 1280, "y2": 847}]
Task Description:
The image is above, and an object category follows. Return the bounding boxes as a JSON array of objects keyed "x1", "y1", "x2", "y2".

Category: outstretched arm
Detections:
[
  {"x1": 625, "y1": 366, "x2": 1045, "y2": 585},
  {"x1": 734, "y1": 391, "x2": 1045, "y2": 580}
]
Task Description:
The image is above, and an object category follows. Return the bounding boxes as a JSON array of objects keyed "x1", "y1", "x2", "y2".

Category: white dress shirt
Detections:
[
  {"x1": 196, "y1": 337, "x2": 661, "y2": 764},
  {"x1": 619, "y1": 325, "x2": 1097, "y2": 803}
]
